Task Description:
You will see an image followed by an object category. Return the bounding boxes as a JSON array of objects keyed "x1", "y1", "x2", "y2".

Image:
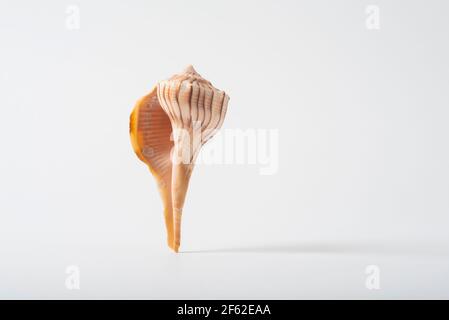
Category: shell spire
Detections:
[
  {"x1": 129, "y1": 66, "x2": 229, "y2": 252},
  {"x1": 183, "y1": 64, "x2": 198, "y2": 74}
]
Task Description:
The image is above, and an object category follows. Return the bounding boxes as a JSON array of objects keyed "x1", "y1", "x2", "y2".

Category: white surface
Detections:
[{"x1": 1, "y1": 0, "x2": 449, "y2": 299}]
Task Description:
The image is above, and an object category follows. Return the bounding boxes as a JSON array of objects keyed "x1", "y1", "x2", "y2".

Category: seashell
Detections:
[{"x1": 129, "y1": 65, "x2": 229, "y2": 252}]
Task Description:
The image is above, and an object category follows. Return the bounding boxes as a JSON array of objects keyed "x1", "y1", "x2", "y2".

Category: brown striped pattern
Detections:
[{"x1": 156, "y1": 66, "x2": 229, "y2": 150}]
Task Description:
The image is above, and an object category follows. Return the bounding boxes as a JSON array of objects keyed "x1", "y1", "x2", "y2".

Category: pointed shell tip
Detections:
[{"x1": 183, "y1": 65, "x2": 197, "y2": 74}]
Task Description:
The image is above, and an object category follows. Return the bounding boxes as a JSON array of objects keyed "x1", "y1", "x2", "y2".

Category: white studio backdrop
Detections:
[{"x1": 0, "y1": 0, "x2": 448, "y2": 299}]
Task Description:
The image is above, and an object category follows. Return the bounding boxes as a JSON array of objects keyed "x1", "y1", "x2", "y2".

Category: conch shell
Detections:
[{"x1": 129, "y1": 65, "x2": 229, "y2": 252}]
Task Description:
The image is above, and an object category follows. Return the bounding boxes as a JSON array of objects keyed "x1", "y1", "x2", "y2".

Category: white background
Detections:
[{"x1": 0, "y1": 0, "x2": 448, "y2": 299}]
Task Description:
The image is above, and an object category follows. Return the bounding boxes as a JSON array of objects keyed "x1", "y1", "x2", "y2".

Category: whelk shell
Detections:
[{"x1": 129, "y1": 65, "x2": 230, "y2": 252}]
